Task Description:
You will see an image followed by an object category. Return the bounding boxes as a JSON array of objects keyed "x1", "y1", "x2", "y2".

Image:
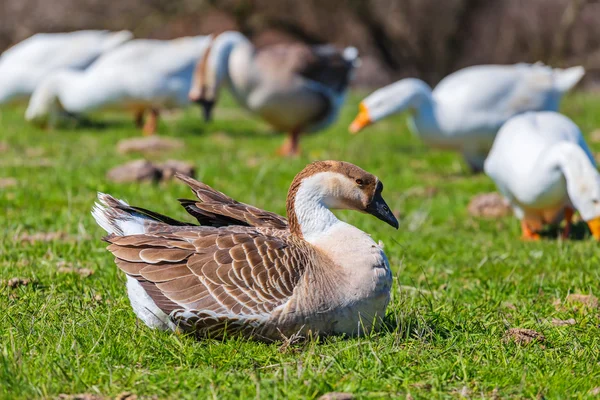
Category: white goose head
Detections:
[
  {"x1": 286, "y1": 161, "x2": 398, "y2": 240},
  {"x1": 349, "y1": 78, "x2": 433, "y2": 133},
  {"x1": 557, "y1": 143, "x2": 600, "y2": 239},
  {"x1": 188, "y1": 31, "x2": 248, "y2": 121}
]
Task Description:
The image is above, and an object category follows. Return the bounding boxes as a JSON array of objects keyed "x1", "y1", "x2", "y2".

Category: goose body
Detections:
[
  {"x1": 350, "y1": 63, "x2": 585, "y2": 171},
  {"x1": 189, "y1": 31, "x2": 359, "y2": 155},
  {"x1": 0, "y1": 30, "x2": 132, "y2": 104},
  {"x1": 484, "y1": 111, "x2": 600, "y2": 240},
  {"x1": 25, "y1": 36, "x2": 210, "y2": 134},
  {"x1": 92, "y1": 161, "x2": 398, "y2": 341}
]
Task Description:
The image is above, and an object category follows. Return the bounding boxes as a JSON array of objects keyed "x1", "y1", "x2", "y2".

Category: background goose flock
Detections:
[{"x1": 2, "y1": 2, "x2": 600, "y2": 397}]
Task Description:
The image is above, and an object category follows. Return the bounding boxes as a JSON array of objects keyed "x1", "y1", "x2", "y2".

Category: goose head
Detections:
[
  {"x1": 287, "y1": 161, "x2": 398, "y2": 238},
  {"x1": 349, "y1": 78, "x2": 432, "y2": 133},
  {"x1": 188, "y1": 31, "x2": 248, "y2": 121},
  {"x1": 566, "y1": 171, "x2": 600, "y2": 240}
]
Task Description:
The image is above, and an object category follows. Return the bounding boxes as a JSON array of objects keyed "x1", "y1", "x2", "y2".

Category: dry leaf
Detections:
[
  {"x1": 589, "y1": 387, "x2": 600, "y2": 396},
  {"x1": 57, "y1": 266, "x2": 94, "y2": 278},
  {"x1": 551, "y1": 318, "x2": 576, "y2": 326},
  {"x1": 117, "y1": 136, "x2": 183, "y2": 155},
  {"x1": 318, "y1": 393, "x2": 353, "y2": 400},
  {"x1": 115, "y1": 392, "x2": 137, "y2": 400},
  {"x1": 58, "y1": 394, "x2": 102, "y2": 400},
  {"x1": 5, "y1": 277, "x2": 30, "y2": 288},
  {"x1": 0, "y1": 178, "x2": 17, "y2": 188},
  {"x1": 491, "y1": 387, "x2": 500, "y2": 400},
  {"x1": 504, "y1": 328, "x2": 545, "y2": 345},
  {"x1": 468, "y1": 193, "x2": 512, "y2": 218},
  {"x1": 18, "y1": 231, "x2": 70, "y2": 243}
]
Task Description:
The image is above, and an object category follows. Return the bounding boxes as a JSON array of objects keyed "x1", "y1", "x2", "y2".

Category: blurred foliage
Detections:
[{"x1": 1, "y1": 0, "x2": 600, "y2": 86}]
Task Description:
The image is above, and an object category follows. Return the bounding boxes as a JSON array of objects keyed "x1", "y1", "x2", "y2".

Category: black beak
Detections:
[
  {"x1": 194, "y1": 99, "x2": 214, "y2": 122},
  {"x1": 365, "y1": 189, "x2": 399, "y2": 229}
]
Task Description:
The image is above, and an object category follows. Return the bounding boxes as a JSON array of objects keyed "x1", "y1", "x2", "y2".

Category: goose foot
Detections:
[
  {"x1": 142, "y1": 108, "x2": 159, "y2": 136},
  {"x1": 562, "y1": 207, "x2": 574, "y2": 239},
  {"x1": 134, "y1": 109, "x2": 145, "y2": 129},
  {"x1": 277, "y1": 130, "x2": 301, "y2": 157},
  {"x1": 521, "y1": 220, "x2": 541, "y2": 241}
]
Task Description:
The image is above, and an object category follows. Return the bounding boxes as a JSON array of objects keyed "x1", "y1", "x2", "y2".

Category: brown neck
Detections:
[
  {"x1": 286, "y1": 161, "x2": 337, "y2": 239},
  {"x1": 286, "y1": 176, "x2": 303, "y2": 239}
]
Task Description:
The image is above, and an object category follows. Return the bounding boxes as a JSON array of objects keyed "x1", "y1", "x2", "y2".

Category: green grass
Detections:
[{"x1": 2, "y1": 93, "x2": 600, "y2": 399}]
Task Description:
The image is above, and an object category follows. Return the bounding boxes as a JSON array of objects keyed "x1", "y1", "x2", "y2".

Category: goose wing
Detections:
[
  {"x1": 104, "y1": 225, "x2": 318, "y2": 339},
  {"x1": 255, "y1": 43, "x2": 355, "y2": 92},
  {"x1": 176, "y1": 173, "x2": 288, "y2": 229}
]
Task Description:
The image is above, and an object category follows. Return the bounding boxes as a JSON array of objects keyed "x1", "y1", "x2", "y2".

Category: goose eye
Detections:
[
  {"x1": 593, "y1": 199, "x2": 599, "y2": 204},
  {"x1": 355, "y1": 179, "x2": 363, "y2": 185}
]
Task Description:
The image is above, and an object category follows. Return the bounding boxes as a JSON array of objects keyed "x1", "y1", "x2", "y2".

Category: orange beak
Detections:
[
  {"x1": 349, "y1": 102, "x2": 372, "y2": 134},
  {"x1": 587, "y1": 217, "x2": 600, "y2": 240}
]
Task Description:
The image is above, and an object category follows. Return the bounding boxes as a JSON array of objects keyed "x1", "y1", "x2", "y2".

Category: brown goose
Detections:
[
  {"x1": 92, "y1": 161, "x2": 398, "y2": 341},
  {"x1": 188, "y1": 31, "x2": 359, "y2": 156}
]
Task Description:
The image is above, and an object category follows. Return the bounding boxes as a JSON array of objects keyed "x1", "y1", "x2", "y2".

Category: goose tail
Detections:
[
  {"x1": 101, "y1": 30, "x2": 134, "y2": 52},
  {"x1": 92, "y1": 193, "x2": 177, "y2": 237},
  {"x1": 553, "y1": 65, "x2": 585, "y2": 93}
]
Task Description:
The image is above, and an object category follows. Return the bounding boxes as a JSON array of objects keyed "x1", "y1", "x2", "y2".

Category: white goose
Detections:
[
  {"x1": 0, "y1": 30, "x2": 132, "y2": 104},
  {"x1": 92, "y1": 161, "x2": 398, "y2": 341},
  {"x1": 188, "y1": 31, "x2": 359, "y2": 156},
  {"x1": 484, "y1": 111, "x2": 600, "y2": 240},
  {"x1": 25, "y1": 35, "x2": 210, "y2": 135},
  {"x1": 350, "y1": 63, "x2": 585, "y2": 171}
]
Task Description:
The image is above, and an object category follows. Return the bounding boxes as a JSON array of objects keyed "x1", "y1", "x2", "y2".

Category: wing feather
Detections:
[
  {"x1": 176, "y1": 174, "x2": 288, "y2": 229},
  {"x1": 103, "y1": 226, "x2": 321, "y2": 338}
]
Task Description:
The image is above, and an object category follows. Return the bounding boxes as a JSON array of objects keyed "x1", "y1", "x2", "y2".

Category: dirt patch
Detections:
[
  {"x1": 504, "y1": 328, "x2": 545, "y2": 345},
  {"x1": 18, "y1": 231, "x2": 70, "y2": 243},
  {"x1": 115, "y1": 392, "x2": 137, "y2": 400},
  {"x1": 25, "y1": 147, "x2": 45, "y2": 157},
  {"x1": 107, "y1": 160, "x2": 161, "y2": 183},
  {"x1": 211, "y1": 131, "x2": 234, "y2": 145},
  {"x1": 58, "y1": 394, "x2": 103, "y2": 400},
  {"x1": 107, "y1": 159, "x2": 194, "y2": 183},
  {"x1": 3, "y1": 277, "x2": 31, "y2": 288},
  {"x1": 406, "y1": 186, "x2": 439, "y2": 198},
  {"x1": 551, "y1": 318, "x2": 576, "y2": 326},
  {"x1": 468, "y1": 193, "x2": 512, "y2": 218},
  {"x1": 318, "y1": 393, "x2": 353, "y2": 400},
  {"x1": 0, "y1": 142, "x2": 8, "y2": 152},
  {"x1": 57, "y1": 266, "x2": 94, "y2": 278},
  {"x1": 566, "y1": 293, "x2": 598, "y2": 309},
  {"x1": 117, "y1": 136, "x2": 183, "y2": 155},
  {"x1": 158, "y1": 160, "x2": 195, "y2": 180},
  {"x1": 0, "y1": 178, "x2": 17, "y2": 188},
  {"x1": 590, "y1": 130, "x2": 600, "y2": 143}
]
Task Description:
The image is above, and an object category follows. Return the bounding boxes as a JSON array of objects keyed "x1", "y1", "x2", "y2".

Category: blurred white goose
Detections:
[
  {"x1": 350, "y1": 63, "x2": 585, "y2": 171},
  {"x1": 25, "y1": 35, "x2": 210, "y2": 135},
  {"x1": 484, "y1": 111, "x2": 600, "y2": 241},
  {"x1": 0, "y1": 30, "x2": 133, "y2": 104},
  {"x1": 188, "y1": 31, "x2": 359, "y2": 156}
]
